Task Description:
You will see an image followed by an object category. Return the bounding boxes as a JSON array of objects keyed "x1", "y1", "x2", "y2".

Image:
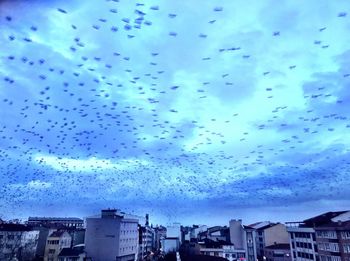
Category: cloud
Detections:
[
  {"x1": 8, "y1": 180, "x2": 52, "y2": 190},
  {"x1": 33, "y1": 154, "x2": 149, "y2": 172},
  {"x1": 0, "y1": 0, "x2": 350, "y2": 223}
]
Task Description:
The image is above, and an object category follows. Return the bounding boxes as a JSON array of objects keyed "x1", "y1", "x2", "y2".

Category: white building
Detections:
[
  {"x1": 160, "y1": 223, "x2": 182, "y2": 254},
  {"x1": 85, "y1": 209, "x2": 139, "y2": 261},
  {"x1": 287, "y1": 223, "x2": 317, "y2": 261},
  {"x1": 166, "y1": 223, "x2": 181, "y2": 243},
  {"x1": 229, "y1": 219, "x2": 257, "y2": 261}
]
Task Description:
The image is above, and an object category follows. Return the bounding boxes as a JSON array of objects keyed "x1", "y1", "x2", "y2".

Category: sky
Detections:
[{"x1": 0, "y1": 0, "x2": 350, "y2": 226}]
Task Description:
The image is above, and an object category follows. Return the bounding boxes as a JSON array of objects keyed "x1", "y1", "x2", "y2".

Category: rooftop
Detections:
[
  {"x1": 0, "y1": 223, "x2": 31, "y2": 232},
  {"x1": 265, "y1": 243, "x2": 291, "y2": 250},
  {"x1": 58, "y1": 248, "x2": 84, "y2": 257},
  {"x1": 49, "y1": 230, "x2": 69, "y2": 238},
  {"x1": 303, "y1": 211, "x2": 350, "y2": 227},
  {"x1": 28, "y1": 217, "x2": 83, "y2": 221}
]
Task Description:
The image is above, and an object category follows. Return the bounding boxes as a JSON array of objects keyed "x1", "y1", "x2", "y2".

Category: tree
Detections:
[
  {"x1": 0, "y1": 230, "x2": 24, "y2": 260},
  {"x1": 0, "y1": 225, "x2": 39, "y2": 261}
]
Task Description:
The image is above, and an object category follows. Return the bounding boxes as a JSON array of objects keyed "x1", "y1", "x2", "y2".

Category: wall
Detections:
[
  {"x1": 265, "y1": 224, "x2": 289, "y2": 247},
  {"x1": 229, "y1": 220, "x2": 244, "y2": 249},
  {"x1": 85, "y1": 217, "x2": 121, "y2": 261}
]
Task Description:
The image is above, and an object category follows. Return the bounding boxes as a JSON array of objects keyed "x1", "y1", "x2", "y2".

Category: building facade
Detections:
[
  {"x1": 139, "y1": 214, "x2": 155, "y2": 260},
  {"x1": 250, "y1": 222, "x2": 289, "y2": 261},
  {"x1": 287, "y1": 224, "x2": 318, "y2": 261},
  {"x1": 287, "y1": 211, "x2": 350, "y2": 261},
  {"x1": 85, "y1": 209, "x2": 139, "y2": 261},
  {"x1": 229, "y1": 219, "x2": 257, "y2": 261},
  {"x1": 44, "y1": 231, "x2": 72, "y2": 261}
]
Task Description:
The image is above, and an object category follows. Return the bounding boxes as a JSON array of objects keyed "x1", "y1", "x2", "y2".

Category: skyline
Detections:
[{"x1": 0, "y1": 0, "x2": 350, "y2": 224}]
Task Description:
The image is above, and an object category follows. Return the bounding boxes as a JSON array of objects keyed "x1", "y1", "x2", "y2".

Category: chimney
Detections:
[{"x1": 146, "y1": 214, "x2": 149, "y2": 226}]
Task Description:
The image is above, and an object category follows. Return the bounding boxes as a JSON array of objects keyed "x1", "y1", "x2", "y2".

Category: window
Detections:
[
  {"x1": 319, "y1": 243, "x2": 339, "y2": 252},
  {"x1": 316, "y1": 231, "x2": 337, "y2": 239},
  {"x1": 49, "y1": 249, "x2": 55, "y2": 254},
  {"x1": 341, "y1": 231, "x2": 350, "y2": 239},
  {"x1": 331, "y1": 256, "x2": 341, "y2": 261},
  {"x1": 343, "y1": 244, "x2": 350, "y2": 253}
]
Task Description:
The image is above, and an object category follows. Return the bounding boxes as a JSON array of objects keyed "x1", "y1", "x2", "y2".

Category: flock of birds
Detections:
[{"x1": 0, "y1": 0, "x2": 349, "y2": 220}]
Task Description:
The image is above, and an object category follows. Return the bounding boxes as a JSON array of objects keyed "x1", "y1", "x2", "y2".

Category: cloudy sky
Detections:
[{"x1": 0, "y1": 0, "x2": 349, "y2": 226}]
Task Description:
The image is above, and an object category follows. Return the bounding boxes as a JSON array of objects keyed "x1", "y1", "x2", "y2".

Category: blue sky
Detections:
[{"x1": 0, "y1": 0, "x2": 350, "y2": 226}]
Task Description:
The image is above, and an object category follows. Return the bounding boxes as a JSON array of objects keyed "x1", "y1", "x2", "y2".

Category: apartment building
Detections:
[
  {"x1": 44, "y1": 231, "x2": 72, "y2": 261},
  {"x1": 250, "y1": 222, "x2": 289, "y2": 261},
  {"x1": 287, "y1": 211, "x2": 350, "y2": 261},
  {"x1": 85, "y1": 209, "x2": 139, "y2": 261}
]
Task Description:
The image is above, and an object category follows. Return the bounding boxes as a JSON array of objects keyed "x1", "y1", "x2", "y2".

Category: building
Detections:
[
  {"x1": 166, "y1": 223, "x2": 182, "y2": 244},
  {"x1": 286, "y1": 222, "x2": 318, "y2": 261},
  {"x1": 197, "y1": 219, "x2": 258, "y2": 261},
  {"x1": 44, "y1": 230, "x2": 72, "y2": 261},
  {"x1": 264, "y1": 243, "x2": 291, "y2": 261},
  {"x1": 198, "y1": 226, "x2": 230, "y2": 242},
  {"x1": 160, "y1": 223, "x2": 182, "y2": 254},
  {"x1": 306, "y1": 211, "x2": 350, "y2": 261},
  {"x1": 139, "y1": 214, "x2": 155, "y2": 260},
  {"x1": 85, "y1": 209, "x2": 139, "y2": 261},
  {"x1": 70, "y1": 229, "x2": 85, "y2": 247},
  {"x1": 287, "y1": 211, "x2": 350, "y2": 261},
  {"x1": 0, "y1": 223, "x2": 40, "y2": 261},
  {"x1": 229, "y1": 219, "x2": 257, "y2": 261},
  {"x1": 182, "y1": 225, "x2": 209, "y2": 242},
  {"x1": 250, "y1": 222, "x2": 289, "y2": 261},
  {"x1": 193, "y1": 225, "x2": 208, "y2": 240},
  {"x1": 154, "y1": 226, "x2": 166, "y2": 250},
  {"x1": 28, "y1": 217, "x2": 84, "y2": 229},
  {"x1": 312, "y1": 211, "x2": 350, "y2": 261}
]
